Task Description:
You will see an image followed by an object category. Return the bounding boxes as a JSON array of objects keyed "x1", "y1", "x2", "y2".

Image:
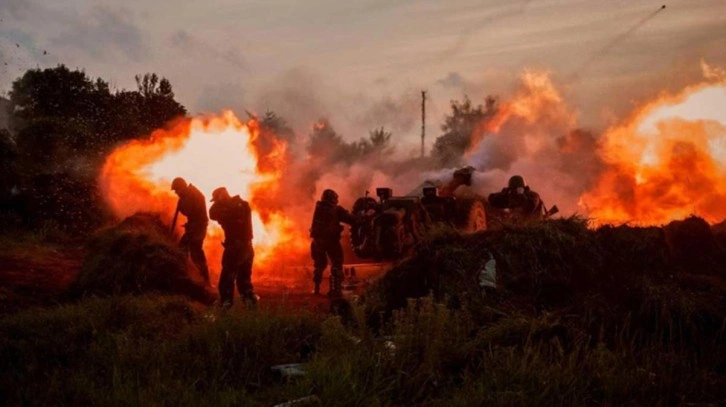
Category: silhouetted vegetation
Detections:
[
  {"x1": 307, "y1": 119, "x2": 394, "y2": 165},
  {"x1": 68, "y1": 213, "x2": 214, "y2": 304},
  {"x1": 0, "y1": 65, "x2": 186, "y2": 234},
  {"x1": 1, "y1": 217, "x2": 724, "y2": 405},
  {"x1": 431, "y1": 95, "x2": 498, "y2": 167}
]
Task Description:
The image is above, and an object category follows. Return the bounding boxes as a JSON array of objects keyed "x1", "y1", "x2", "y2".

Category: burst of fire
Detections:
[
  {"x1": 580, "y1": 74, "x2": 726, "y2": 226},
  {"x1": 99, "y1": 111, "x2": 308, "y2": 282},
  {"x1": 470, "y1": 69, "x2": 576, "y2": 150}
]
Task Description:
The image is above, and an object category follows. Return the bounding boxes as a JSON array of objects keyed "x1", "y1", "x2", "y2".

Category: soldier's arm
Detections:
[
  {"x1": 337, "y1": 206, "x2": 356, "y2": 225},
  {"x1": 242, "y1": 201, "x2": 253, "y2": 224},
  {"x1": 488, "y1": 191, "x2": 507, "y2": 208},
  {"x1": 527, "y1": 191, "x2": 543, "y2": 214},
  {"x1": 209, "y1": 203, "x2": 221, "y2": 222}
]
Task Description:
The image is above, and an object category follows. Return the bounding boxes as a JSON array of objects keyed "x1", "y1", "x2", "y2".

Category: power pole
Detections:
[{"x1": 421, "y1": 90, "x2": 427, "y2": 159}]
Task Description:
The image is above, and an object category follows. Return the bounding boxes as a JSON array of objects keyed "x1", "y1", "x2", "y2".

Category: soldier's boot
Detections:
[
  {"x1": 327, "y1": 268, "x2": 343, "y2": 298},
  {"x1": 313, "y1": 269, "x2": 323, "y2": 295},
  {"x1": 199, "y1": 264, "x2": 211, "y2": 287},
  {"x1": 242, "y1": 290, "x2": 259, "y2": 308},
  {"x1": 326, "y1": 274, "x2": 337, "y2": 297}
]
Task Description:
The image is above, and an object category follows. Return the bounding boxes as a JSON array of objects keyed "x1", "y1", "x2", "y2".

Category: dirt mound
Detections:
[{"x1": 68, "y1": 213, "x2": 214, "y2": 304}]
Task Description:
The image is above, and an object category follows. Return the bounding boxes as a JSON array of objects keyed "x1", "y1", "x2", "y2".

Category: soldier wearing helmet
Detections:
[
  {"x1": 171, "y1": 177, "x2": 210, "y2": 285},
  {"x1": 487, "y1": 175, "x2": 545, "y2": 219},
  {"x1": 209, "y1": 187, "x2": 257, "y2": 307},
  {"x1": 310, "y1": 188, "x2": 356, "y2": 297}
]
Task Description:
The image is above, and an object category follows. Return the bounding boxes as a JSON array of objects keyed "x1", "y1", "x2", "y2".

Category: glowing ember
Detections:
[
  {"x1": 99, "y1": 111, "x2": 308, "y2": 281},
  {"x1": 580, "y1": 80, "x2": 726, "y2": 226}
]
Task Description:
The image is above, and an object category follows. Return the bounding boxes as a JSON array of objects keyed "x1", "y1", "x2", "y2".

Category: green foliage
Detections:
[
  {"x1": 367, "y1": 217, "x2": 726, "y2": 362},
  {"x1": 0, "y1": 295, "x2": 320, "y2": 406},
  {"x1": 0, "y1": 128, "x2": 18, "y2": 203},
  {"x1": 0, "y1": 288, "x2": 723, "y2": 405},
  {"x1": 2, "y1": 217, "x2": 725, "y2": 405},
  {"x1": 431, "y1": 95, "x2": 498, "y2": 167}
]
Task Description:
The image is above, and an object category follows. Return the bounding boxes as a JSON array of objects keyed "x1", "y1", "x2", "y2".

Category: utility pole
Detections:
[{"x1": 421, "y1": 90, "x2": 427, "y2": 159}]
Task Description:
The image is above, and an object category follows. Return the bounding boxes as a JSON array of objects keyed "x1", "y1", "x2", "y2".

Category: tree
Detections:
[
  {"x1": 307, "y1": 118, "x2": 355, "y2": 163},
  {"x1": 134, "y1": 73, "x2": 186, "y2": 138},
  {"x1": 431, "y1": 96, "x2": 498, "y2": 167},
  {"x1": 260, "y1": 110, "x2": 295, "y2": 141},
  {"x1": 0, "y1": 129, "x2": 18, "y2": 198},
  {"x1": 5, "y1": 66, "x2": 187, "y2": 233},
  {"x1": 355, "y1": 127, "x2": 393, "y2": 157}
]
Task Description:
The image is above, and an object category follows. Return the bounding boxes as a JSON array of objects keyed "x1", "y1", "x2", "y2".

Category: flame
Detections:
[
  {"x1": 470, "y1": 69, "x2": 576, "y2": 149},
  {"x1": 580, "y1": 75, "x2": 726, "y2": 226},
  {"x1": 99, "y1": 111, "x2": 308, "y2": 282}
]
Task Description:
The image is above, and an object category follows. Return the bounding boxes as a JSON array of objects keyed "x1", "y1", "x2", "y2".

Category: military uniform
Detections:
[
  {"x1": 310, "y1": 198, "x2": 356, "y2": 296},
  {"x1": 175, "y1": 183, "x2": 210, "y2": 283},
  {"x1": 488, "y1": 187, "x2": 543, "y2": 216},
  {"x1": 209, "y1": 192, "x2": 256, "y2": 306}
]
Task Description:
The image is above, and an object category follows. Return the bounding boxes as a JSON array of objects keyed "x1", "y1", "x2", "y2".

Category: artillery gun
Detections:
[
  {"x1": 349, "y1": 167, "x2": 559, "y2": 261},
  {"x1": 349, "y1": 166, "x2": 488, "y2": 261}
]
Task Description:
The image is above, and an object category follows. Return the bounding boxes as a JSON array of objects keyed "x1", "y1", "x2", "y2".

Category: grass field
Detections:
[{"x1": 1, "y1": 217, "x2": 724, "y2": 406}]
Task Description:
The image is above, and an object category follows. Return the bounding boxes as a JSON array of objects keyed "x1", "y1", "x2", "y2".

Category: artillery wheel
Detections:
[{"x1": 456, "y1": 200, "x2": 487, "y2": 233}]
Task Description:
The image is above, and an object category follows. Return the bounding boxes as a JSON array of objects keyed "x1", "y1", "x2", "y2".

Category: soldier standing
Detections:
[
  {"x1": 209, "y1": 187, "x2": 257, "y2": 307},
  {"x1": 171, "y1": 177, "x2": 211, "y2": 285},
  {"x1": 310, "y1": 189, "x2": 356, "y2": 297}
]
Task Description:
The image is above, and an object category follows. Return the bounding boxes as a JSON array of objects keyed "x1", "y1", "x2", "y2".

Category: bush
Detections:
[{"x1": 68, "y1": 213, "x2": 214, "y2": 304}]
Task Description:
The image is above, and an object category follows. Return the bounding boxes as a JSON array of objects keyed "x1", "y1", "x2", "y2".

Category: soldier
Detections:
[
  {"x1": 487, "y1": 175, "x2": 545, "y2": 219},
  {"x1": 208, "y1": 187, "x2": 257, "y2": 307},
  {"x1": 171, "y1": 177, "x2": 210, "y2": 285},
  {"x1": 310, "y1": 189, "x2": 356, "y2": 297}
]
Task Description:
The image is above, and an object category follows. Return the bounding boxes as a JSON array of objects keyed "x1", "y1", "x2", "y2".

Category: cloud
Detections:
[
  {"x1": 253, "y1": 67, "x2": 333, "y2": 133},
  {"x1": 353, "y1": 92, "x2": 420, "y2": 136},
  {"x1": 0, "y1": 0, "x2": 30, "y2": 19},
  {"x1": 169, "y1": 30, "x2": 246, "y2": 71},
  {"x1": 193, "y1": 82, "x2": 246, "y2": 115},
  {"x1": 437, "y1": 72, "x2": 466, "y2": 89},
  {"x1": 50, "y1": 6, "x2": 148, "y2": 62}
]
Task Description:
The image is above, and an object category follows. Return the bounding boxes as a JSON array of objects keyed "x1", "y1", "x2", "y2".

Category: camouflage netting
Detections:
[
  {"x1": 365, "y1": 216, "x2": 726, "y2": 347},
  {"x1": 67, "y1": 212, "x2": 215, "y2": 304}
]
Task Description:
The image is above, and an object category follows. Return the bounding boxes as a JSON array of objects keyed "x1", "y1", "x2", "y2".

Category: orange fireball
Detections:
[
  {"x1": 99, "y1": 111, "x2": 308, "y2": 282},
  {"x1": 580, "y1": 78, "x2": 726, "y2": 226}
]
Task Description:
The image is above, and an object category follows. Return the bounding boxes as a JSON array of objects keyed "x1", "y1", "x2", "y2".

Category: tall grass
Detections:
[
  {"x1": 0, "y1": 293, "x2": 723, "y2": 406},
  {"x1": 2, "y1": 216, "x2": 725, "y2": 405}
]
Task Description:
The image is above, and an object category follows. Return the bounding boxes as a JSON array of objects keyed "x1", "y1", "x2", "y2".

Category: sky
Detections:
[{"x1": 1, "y1": 0, "x2": 725, "y2": 154}]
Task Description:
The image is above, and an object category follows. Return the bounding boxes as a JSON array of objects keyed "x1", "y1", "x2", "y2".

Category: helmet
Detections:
[
  {"x1": 321, "y1": 189, "x2": 339, "y2": 205},
  {"x1": 508, "y1": 175, "x2": 526, "y2": 189},
  {"x1": 210, "y1": 187, "x2": 230, "y2": 202},
  {"x1": 171, "y1": 177, "x2": 187, "y2": 191}
]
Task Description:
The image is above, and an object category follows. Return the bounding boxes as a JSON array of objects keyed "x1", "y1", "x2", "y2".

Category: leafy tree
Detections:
[
  {"x1": 308, "y1": 120, "x2": 395, "y2": 164},
  {"x1": 307, "y1": 118, "x2": 355, "y2": 163},
  {"x1": 0, "y1": 129, "x2": 18, "y2": 198},
  {"x1": 355, "y1": 127, "x2": 393, "y2": 157},
  {"x1": 134, "y1": 73, "x2": 186, "y2": 138},
  {"x1": 260, "y1": 110, "x2": 295, "y2": 141},
  {"x1": 431, "y1": 95, "x2": 498, "y2": 167},
  {"x1": 5, "y1": 65, "x2": 187, "y2": 233}
]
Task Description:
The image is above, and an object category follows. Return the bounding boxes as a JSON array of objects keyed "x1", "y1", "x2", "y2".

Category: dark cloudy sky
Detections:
[{"x1": 1, "y1": 0, "x2": 725, "y2": 153}]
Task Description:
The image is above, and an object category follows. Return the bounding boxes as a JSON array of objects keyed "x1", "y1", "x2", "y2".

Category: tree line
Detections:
[{"x1": 0, "y1": 65, "x2": 497, "y2": 235}]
